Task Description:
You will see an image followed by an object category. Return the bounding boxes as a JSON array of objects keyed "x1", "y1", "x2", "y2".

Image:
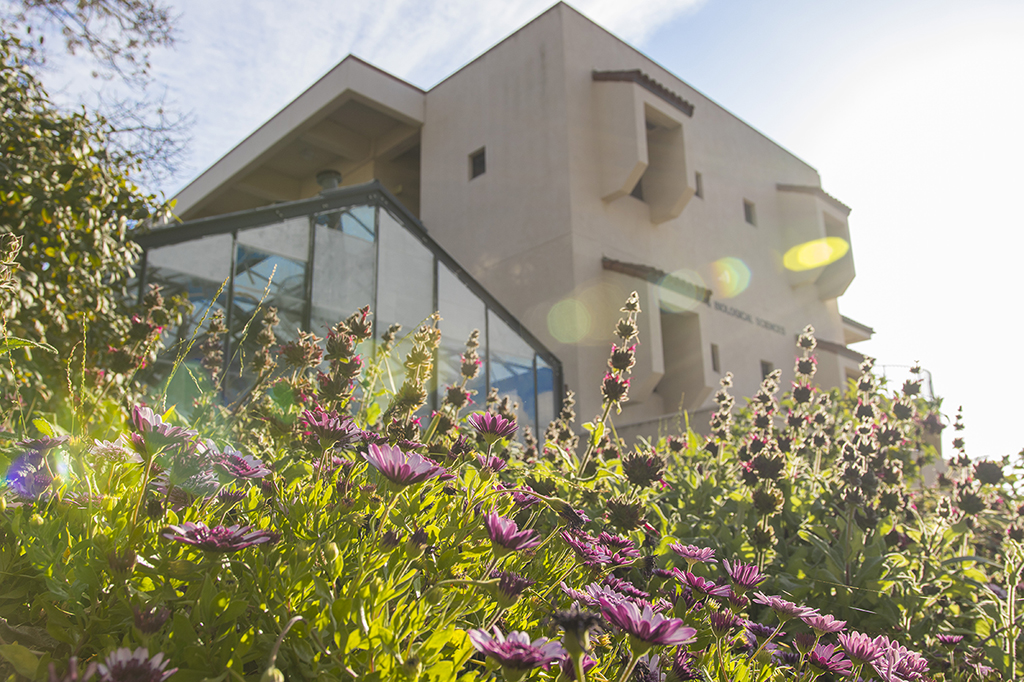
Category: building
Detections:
[{"x1": 144, "y1": 2, "x2": 872, "y2": 440}]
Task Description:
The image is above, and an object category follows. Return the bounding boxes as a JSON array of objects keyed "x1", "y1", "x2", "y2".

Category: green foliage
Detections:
[{"x1": 0, "y1": 32, "x2": 181, "y2": 411}]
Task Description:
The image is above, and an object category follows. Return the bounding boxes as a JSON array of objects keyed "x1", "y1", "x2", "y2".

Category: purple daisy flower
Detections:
[
  {"x1": 803, "y1": 613, "x2": 846, "y2": 635},
  {"x1": 468, "y1": 628, "x2": 565, "y2": 676},
  {"x1": 752, "y1": 592, "x2": 819, "y2": 623},
  {"x1": 214, "y1": 445, "x2": 271, "y2": 480},
  {"x1": 300, "y1": 407, "x2": 359, "y2": 448},
  {"x1": 485, "y1": 512, "x2": 541, "y2": 557},
  {"x1": 362, "y1": 443, "x2": 444, "y2": 487},
  {"x1": 127, "y1": 406, "x2": 197, "y2": 455},
  {"x1": 468, "y1": 412, "x2": 518, "y2": 444},
  {"x1": 806, "y1": 643, "x2": 853, "y2": 677},
  {"x1": 837, "y1": 631, "x2": 882, "y2": 666},
  {"x1": 18, "y1": 436, "x2": 70, "y2": 452},
  {"x1": 674, "y1": 569, "x2": 732, "y2": 599},
  {"x1": 723, "y1": 560, "x2": 768, "y2": 593},
  {"x1": 671, "y1": 543, "x2": 716, "y2": 566},
  {"x1": 476, "y1": 454, "x2": 507, "y2": 475},
  {"x1": 562, "y1": 531, "x2": 614, "y2": 568},
  {"x1": 746, "y1": 621, "x2": 782, "y2": 643},
  {"x1": 91, "y1": 438, "x2": 142, "y2": 464},
  {"x1": 604, "y1": 575, "x2": 650, "y2": 601},
  {"x1": 598, "y1": 596, "x2": 697, "y2": 653},
  {"x1": 492, "y1": 570, "x2": 535, "y2": 608},
  {"x1": 162, "y1": 522, "x2": 279, "y2": 553},
  {"x1": 708, "y1": 609, "x2": 743, "y2": 638},
  {"x1": 96, "y1": 647, "x2": 176, "y2": 682},
  {"x1": 937, "y1": 634, "x2": 964, "y2": 647},
  {"x1": 598, "y1": 532, "x2": 638, "y2": 556},
  {"x1": 557, "y1": 653, "x2": 596, "y2": 681},
  {"x1": 873, "y1": 637, "x2": 929, "y2": 681}
]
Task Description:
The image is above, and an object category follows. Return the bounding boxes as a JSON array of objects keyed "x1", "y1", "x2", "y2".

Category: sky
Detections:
[{"x1": 32, "y1": 0, "x2": 1024, "y2": 461}]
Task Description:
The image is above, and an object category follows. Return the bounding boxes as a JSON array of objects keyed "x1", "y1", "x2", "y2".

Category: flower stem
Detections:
[{"x1": 615, "y1": 653, "x2": 638, "y2": 682}]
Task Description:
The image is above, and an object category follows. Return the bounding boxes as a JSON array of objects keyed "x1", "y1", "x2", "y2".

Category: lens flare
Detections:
[
  {"x1": 707, "y1": 257, "x2": 751, "y2": 298},
  {"x1": 659, "y1": 269, "x2": 706, "y2": 313},
  {"x1": 547, "y1": 298, "x2": 591, "y2": 344},
  {"x1": 783, "y1": 237, "x2": 849, "y2": 272}
]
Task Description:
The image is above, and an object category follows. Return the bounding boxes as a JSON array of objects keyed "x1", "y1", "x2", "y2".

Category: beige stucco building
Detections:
[{"x1": 168, "y1": 3, "x2": 871, "y2": 438}]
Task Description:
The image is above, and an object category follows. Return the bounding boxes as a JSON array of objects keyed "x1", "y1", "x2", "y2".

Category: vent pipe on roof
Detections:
[{"x1": 316, "y1": 169, "x2": 342, "y2": 190}]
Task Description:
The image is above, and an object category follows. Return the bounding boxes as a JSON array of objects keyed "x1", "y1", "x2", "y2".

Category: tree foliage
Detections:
[{"x1": 0, "y1": 33, "x2": 173, "y2": 409}]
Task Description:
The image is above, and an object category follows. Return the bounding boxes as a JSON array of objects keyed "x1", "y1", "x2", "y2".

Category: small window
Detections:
[
  {"x1": 760, "y1": 360, "x2": 774, "y2": 379},
  {"x1": 743, "y1": 199, "x2": 756, "y2": 225},
  {"x1": 711, "y1": 343, "x2": 720, "y2": 372},
  {"x1": 469, "y1": 148, "x2": 486, "y2": 179},
  {"x1": 694, "y1": 172, "x2": 703, "y2": 199},
  {"x1": 630, "y1": 176, "x2": 644, "y2": 201}
]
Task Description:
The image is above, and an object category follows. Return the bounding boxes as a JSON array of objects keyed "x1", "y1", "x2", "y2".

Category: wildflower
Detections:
[
  {"x1": 622, "y1": 450, "x2": 666, "y2": 488},
  {"x1": 362, "y1": 443, "x2": 444, "y2": 487},
  {"x1": 96, "y1": 647, "x2": 176, "y2": 682},
  {"x1": 745, "y1": 621, "x2": 781, "y2": 644},
  {"x1": 974, "y1": 460, "x2": 1003, "y2": 485},
  {"x1": 670, "y1": 544, "x2": 716, "y2": 568},
  {"x1": 666, "y1": 650, "x2": 702, "y2": 681},
  {"x1": 300, "y1": 407, "x2": 359, "y2": 449},
  {"x1": 558, "y1": 504, "x2": 590, "y2": 528},
  {"x1": 557, "y1": 653, "x2": 597, "y2": 681},
  {"x1": 132, "y1": 605, "x2": 171, "y2": 635},
  {"x1": 609, "y1": 344, "x2": 637, "y2": 372},
  {"x1": 492, "y1": 571, "x2": 535, "y2": 608},
  {"x1": 90, "y1": 438, "x2": 141, "y2": 464},
  {"x1": 162, "y1": 522, "x2": 279, "y2": 553},
  {"x1": 468, "y1": 628, "x2": 565, "y2": 680},
  {"x1": 551, "y1": 604, "x2": 603, "y2": 656},
  {"x1": 601, "y1": 372, "x2": 630, "y2": 409},
  {"x1": 751, "y1": 485, "x2": 785, "y2": 516},
  {"x1": 278, "y1": 331, "x2": 323, "y2": 369},
  {"x1": 708, "y1": 609, "x2": 742, "y2": 638},
  {"x1": 214, "y1": 445, "x2": 271, "y2": 481},
  {"x1": 18, "y1": 436, "x2": 70, "y2": 452},
  {"x1": 127, "y1": 406, "x2": 196, "y2": 454},
  {"x1": 485, "y1": 512, "x2": 541, "y2": 557},
  {"x1": 722, "y1": 560, "x2": 767, "y2": 594},
  {"x1": 806, "y1": 643, "x2": 853, "y2": 677},
  {"x1": 803, "y1": 613, "x2": 846, "y2": 636},
  {"x1": 607, "y1": 496, "x2": 646, "y2": 531},
  {"x1": 468, "y1": 412, "x2": 518, "y2": 445},
  {"x1": 604, "y1": 575, "x2": 649, "y2": 601},
  {"x1": 752, "y1": 592, "x2": 819, "y2": 623},
  {"x1": 837, "y1": 631, "x2": 882, "y2": 666},
  {"x1": 674, "y1": 569, "x2": 732, "y2": 599},
  {"x1": 476, "y1": 454, "x2": 507, "y2": 476},
  {"x1": 793, "y1": 632, "x2": 817, "y2": 655},
  {"x1": 598, "y1": 597, "x2": 696, "y2": 654},
  {"x1": 937, "y1": 634, "x2": 964, "y2": 647}
]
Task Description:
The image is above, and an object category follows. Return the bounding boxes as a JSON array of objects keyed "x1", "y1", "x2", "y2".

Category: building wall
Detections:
[{"x1": 425, "y1": 4, "x2": 857, "y2": 434}]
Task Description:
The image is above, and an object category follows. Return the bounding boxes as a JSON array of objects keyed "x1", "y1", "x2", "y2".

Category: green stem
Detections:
[{"x1": 615, "y1": 652, "x2": 638, "y2": 682}]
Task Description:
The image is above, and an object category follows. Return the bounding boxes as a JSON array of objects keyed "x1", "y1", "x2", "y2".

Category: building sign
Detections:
[{"x1": 713, "y1": 301, "x2": 786, "y2": 336}]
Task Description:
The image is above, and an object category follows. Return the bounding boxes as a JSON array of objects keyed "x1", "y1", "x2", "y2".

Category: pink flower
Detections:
[
  {"x1": 468, "y1": 628, "x2": 565, "y2": 673},
  {"x1": 468, "y1": 412, "x2": 518, "y2": 444},
  {"x1": 485, "y1": 512, "x2": 541, "y2": 556},
  {"x1": 362, "y1": 443, "x2": 444, "y2": 486},
  {"x1": 598, "y1": 597, "x2": 696, "y2": 652}
]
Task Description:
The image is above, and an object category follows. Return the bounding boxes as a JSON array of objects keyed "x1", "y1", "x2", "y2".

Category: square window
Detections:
[
  {"x1": 630, "y1": 176, "x2": 644, "y2": 201},
  {"x1": 711, "y1": 343, "x2": 720, "y2": 372},
  {"x1": 469, "y1": 148, "x2": 486, "y2": 179},
  {"x1": 743, "y1": 199, "x2": 756, "y2": 225},
  {"x1": 694, "y1": 172, "x2": 703, "y2": 199},
  {"x1": 760, "y1": 360, "x2": 774, "y2": 379}
]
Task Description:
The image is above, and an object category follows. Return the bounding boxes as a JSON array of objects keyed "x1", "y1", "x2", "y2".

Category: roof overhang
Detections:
[{"x1": 172, "y1": 56, "x2": 425, "y2": 221}]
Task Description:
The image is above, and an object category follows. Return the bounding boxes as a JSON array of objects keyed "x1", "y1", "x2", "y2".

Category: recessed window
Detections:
[
  {"x1": 469, "y1": 148, "x2": 486, "y2": 179},
  {"x1": 743, "y1": 199, "x2": 756, "y2": 225},
  {"x1": 760, "y1": 360, "x2": 774, "y2": 379},
  {"x1": 694, "y1": 172, "x2": 703, "y2": 199},
  {"x1": 630, "y1": 177, "x2": 644, "y2": 201},
  {"x1": 711, "y1": 343, "x2": 720, "y2": 372}
]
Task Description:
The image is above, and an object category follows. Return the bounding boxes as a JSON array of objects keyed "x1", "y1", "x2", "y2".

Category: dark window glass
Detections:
[
  {"x1": 311, "y1": 206, "x2": 376, "y2": 335},
  {"x1": 488, "y1": 309, "x2": 537, "y2": 437},
  {"x1": 437, "y1": 264, "x2": 487, "y2": 411},
  {"x1": 470, "y1": 148, "x2": 486, "y2": 179}
]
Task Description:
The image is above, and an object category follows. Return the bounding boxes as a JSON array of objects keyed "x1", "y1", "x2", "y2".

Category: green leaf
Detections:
[
  {"x1": 0, "y1": 337, "x2": 57, "y2": 356},
  {"x1": 31, "y1": 418, "x2": 55, "y2": 437},
  {"x1": 0, "y1": 642, "x2": 40, "y2": 678}
]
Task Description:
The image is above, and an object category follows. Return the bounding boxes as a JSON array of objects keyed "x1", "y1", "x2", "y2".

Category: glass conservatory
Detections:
[{"x1": 132, "y1": 181, "x2": 562, "y2": 435}]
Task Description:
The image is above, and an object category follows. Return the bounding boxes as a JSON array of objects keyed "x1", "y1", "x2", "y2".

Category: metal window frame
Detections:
[{"x1": 132, "y1": 180, "x2": 564, "y2": 421}]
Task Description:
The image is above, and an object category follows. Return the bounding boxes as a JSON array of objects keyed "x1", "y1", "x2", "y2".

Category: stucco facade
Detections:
[{"x1": 171, "y1": 3, "x2": 870, "y2": 439}]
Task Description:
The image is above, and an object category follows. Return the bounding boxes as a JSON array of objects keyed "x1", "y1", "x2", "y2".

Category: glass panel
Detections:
[
  {"x1": 144, "y1": 233, "x2": 233, "y2": 404},
  {"x1": 227, "y1": 219, "x2": 309, "y2": 396},
  {"x1": 311, "y1": 207, "x2": 376, "y2": 334},
  {"x1": 488, "y1": 309, "x2": 537, "y2": 436},
  {"x1": 536, "y1": 355, "x2": 555, "y2": 434},
  {"x1": 373, "y1": 210, "x2": 436, "y2": 418},
  {"x1": 436, "y1": 264, "x2": 486, "y2": 412}
]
